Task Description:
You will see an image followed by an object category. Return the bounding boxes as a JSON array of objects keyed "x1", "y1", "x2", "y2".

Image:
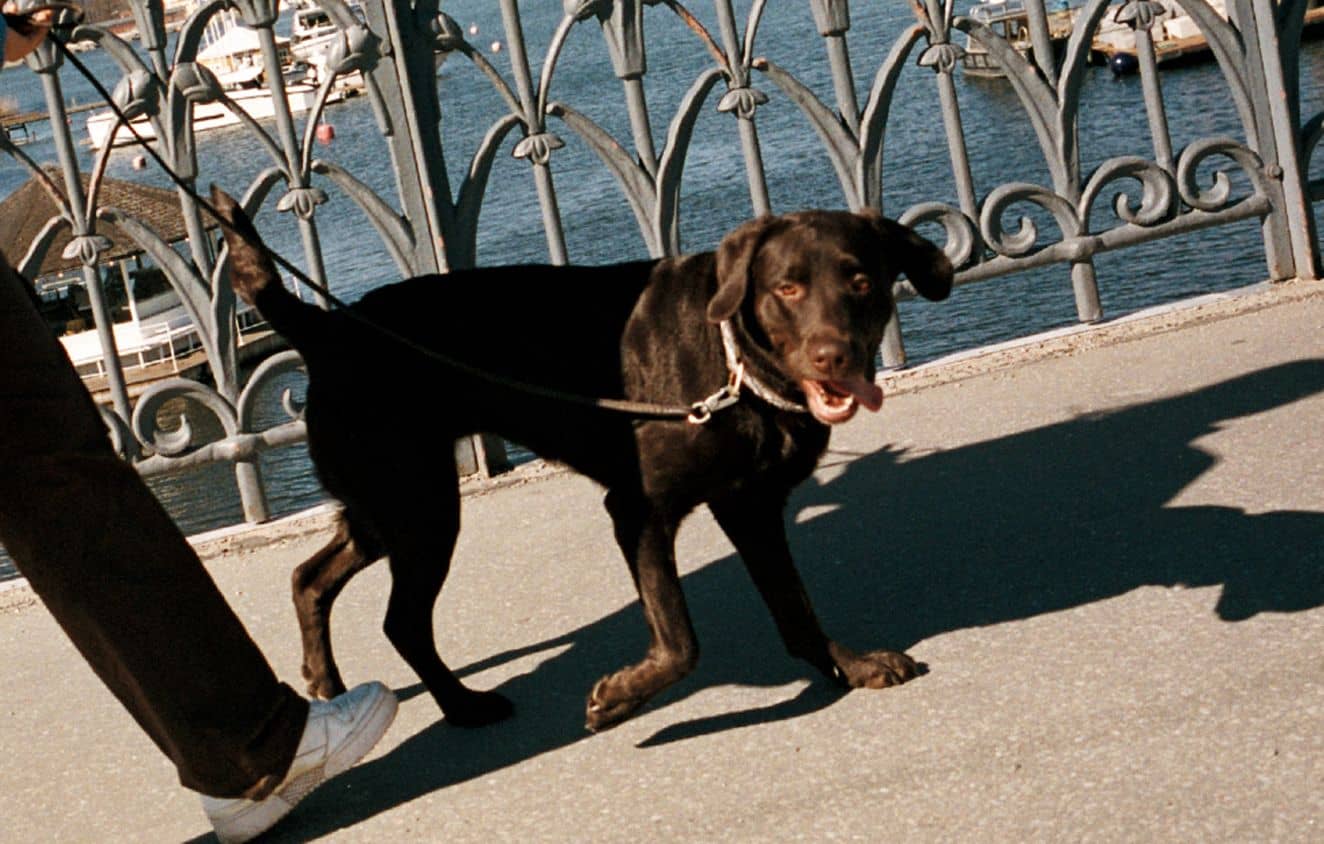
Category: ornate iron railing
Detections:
[{"x1": 1, "y1": 0, "x2": 1319, "y2": 526}]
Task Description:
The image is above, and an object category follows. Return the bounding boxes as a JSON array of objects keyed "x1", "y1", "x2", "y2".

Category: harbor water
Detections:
[{"x1": 3, "y1": 1, "x2": 1324, "y2": 581}]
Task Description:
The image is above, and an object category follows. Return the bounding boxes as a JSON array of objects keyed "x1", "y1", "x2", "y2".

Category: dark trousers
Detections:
[{"x1": 0, "y1": 252, "x2": 308, "y2": 799}]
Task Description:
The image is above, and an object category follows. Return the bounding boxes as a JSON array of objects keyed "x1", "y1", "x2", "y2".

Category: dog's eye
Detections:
[
  {"x1": 775, "y1": 281, "x2": 805, "y2": 300},
  {"x1": 850, "y1": 275, "x2": 872, "y2": 295}
]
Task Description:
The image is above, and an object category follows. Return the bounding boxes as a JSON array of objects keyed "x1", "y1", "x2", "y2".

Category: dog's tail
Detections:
[{"x1": 210, "y1": 185, "x2": 326, "y2": 352}]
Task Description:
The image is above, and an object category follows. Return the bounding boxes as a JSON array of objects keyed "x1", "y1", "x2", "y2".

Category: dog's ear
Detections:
[
  {"x1": 860, "y1": 209, "x2": 953, "y2": 302},
  {"x1": 708, "y1": 215, "x2": 782, "y2": 323}
]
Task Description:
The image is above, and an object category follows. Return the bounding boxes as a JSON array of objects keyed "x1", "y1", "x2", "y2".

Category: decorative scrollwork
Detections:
[
  {"x1": 61, "y1": 233, "x2": 112, "y2": 265},
  {"x1": 596, "y1": 0, "x2": 647, "y2": 80},
  {"x1": 716, "y1": 86, "x2": 768, "y2": 120},
  {"x1": 237, "y1": 350, "x2": 308, "y2": 431},
  {"x1": 277, "y1": 186, "x2": 329, "y2": 221},
  {"x1": 98, "y1": 407, "x2": 136, "y2": 461},
  {"x1": 980, "y1": 183, "x2": 1082, "y2": 259},
  {"x1": 1301, "y1": 112, "x2": 1324, "y2": 185},
  {"x1": 512, "y1": 131, "x2": 566, "y2": 166},
  {"x1": 917, "y1": 42, "x2": 964, "y2": 74},
  {"x1": 111, "y1": 69, "x2": 163, "y2": 121},
  {"x1": 229, "y1": 0, "x2": 280, "y2": 29},
  {"x1": 1113, "y1": 0, "x2": 1168, "y2": 31},
  {"x1": 1175, "y1": 137, "x2": 1268, "y2": 212},
  {"x1": 324, "y1": 22, "x2": 381, "y2": 75},
  {"x1": 898, "y1": 202, "x2": 980, "y2": 272},
  {"x1": 171, "y1": 62, "x2": 224, "y2": 104},
  {"x1": 131, "y1": 379, "x2": 238, "y2": 458},
  {"x1": 432, "y1": 12, "x2": 466, "y2": 54},
  {"x1": 1079, "y1": 156, "x2": 1177, "y2": 228}
]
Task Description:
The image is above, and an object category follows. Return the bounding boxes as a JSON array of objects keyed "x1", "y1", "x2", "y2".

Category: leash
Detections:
[{"x1": 48, "y1": 35, "x2": 807, "y2": 424}]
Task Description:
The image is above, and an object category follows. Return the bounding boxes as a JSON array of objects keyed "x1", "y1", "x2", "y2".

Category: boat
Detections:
[
  {"x1": 2, "y1": 169, "x2": 274, "y2": 393},
  {"x1": 289, "y1": 0, "x2": 445, "y2": 82},
  {"x1": 85, "y1": 14, "x2": 319, "y2": 149},
  {"x1": 85, "y1": 83, "x2": 320, "y2": 148},
  {"x1": 287, "y1": 0, "x2": 373, "y2": 95},
  {"x1": 1092, "y1": 0, "x2": 1324, "y2": 74},
  {"x1": 45, "y1": 274, "x2": 204, "y2": 378},
  {"x1": 33, "y1": 265, "x2": 265, "y2": 381},
  {"x1": 961, "y1": 0, "x2": 1078, "y2": 78},
  {"x1": 289, "y1": 0, "x2": 363, "y2": 62}
]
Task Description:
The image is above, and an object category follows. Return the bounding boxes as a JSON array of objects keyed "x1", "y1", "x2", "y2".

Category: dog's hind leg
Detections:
[
  {"x1": 379, "y1": 478, "x2": 515, "y2": 728},
  {"x1": 708, "y1": 491, "x2": 924, "y2": 690},
  {"x1": 293, "y1": 509, "x2": 383, "y2": 699}
]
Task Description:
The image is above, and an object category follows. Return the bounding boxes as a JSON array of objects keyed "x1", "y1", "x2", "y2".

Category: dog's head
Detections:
[{"x1": 707, "y1": 209, "x2": 952, "y2": 425}]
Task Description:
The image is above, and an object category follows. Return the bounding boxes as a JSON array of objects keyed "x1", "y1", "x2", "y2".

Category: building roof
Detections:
[{"x1": 0, "y1": 166, "x2": 202, "y2": 278}]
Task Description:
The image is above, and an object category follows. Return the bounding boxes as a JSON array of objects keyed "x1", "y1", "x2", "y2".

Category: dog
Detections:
[{"x1": 212, "y1": 186, "x2": 952, "y2": 731}]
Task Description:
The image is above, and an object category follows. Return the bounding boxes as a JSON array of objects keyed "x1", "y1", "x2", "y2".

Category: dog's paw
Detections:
[
  {"x1": 442, "y1": 689, "x2": 515, "y2": 728},
  {"x1": 303, "y1": 671, "x2": 347, "y2": 701},
  {"x1": 830, "y1": 644, "x2": 926, "y2": 689},
  {"x1": 585, "y1": 674, "x2": 646, "y2": 733}
]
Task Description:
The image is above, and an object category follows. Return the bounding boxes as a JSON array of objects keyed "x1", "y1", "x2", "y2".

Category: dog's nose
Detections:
[{"x1": 809, "y1": 339, "x2": 851, "y2": 377}]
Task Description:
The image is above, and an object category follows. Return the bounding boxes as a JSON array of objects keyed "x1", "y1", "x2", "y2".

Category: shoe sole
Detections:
[{"x1": 208, "y1": 685, "x2": 399, "y2": 843}]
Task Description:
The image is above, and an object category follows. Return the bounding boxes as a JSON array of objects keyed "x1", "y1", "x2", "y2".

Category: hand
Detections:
[{"x1": 3, "y1": 7, "x2": 54, "y2": 63}]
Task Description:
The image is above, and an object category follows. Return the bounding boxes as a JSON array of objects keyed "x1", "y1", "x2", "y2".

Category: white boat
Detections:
[
  {"x1": 35, "y1": 269, "x2": 261, "y2": 379},
  {"x1": 289, "y1": 0, "x2": 361, "y2": 62},
  {"x1": 85, "y1": 15, "x2": 317, "y2": 149},
  {"x1": 85, "y1": 81, "x2": 319, "y2": 149},
  {"x1": 961, "y1": 0, "x2": 1079, "y2": 78},
  {"x1": 56, "y1": 289, "x2": 204, "y2": 378},
  {"x1": 288, "y1": 0, "x2": 441, "y2": 86}
]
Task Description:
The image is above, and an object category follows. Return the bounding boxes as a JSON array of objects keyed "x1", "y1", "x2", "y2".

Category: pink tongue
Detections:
[{"x1": 836, "y1": 378, "x2": 883, "y2": 412}]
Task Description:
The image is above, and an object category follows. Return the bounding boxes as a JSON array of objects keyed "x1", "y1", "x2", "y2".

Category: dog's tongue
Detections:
[
  {"x1": 833, "y1": 377, "x2": 884, "y2": 412},
  {"x1": 799, "y1": 376, "x2": 885, "y2": 425}
]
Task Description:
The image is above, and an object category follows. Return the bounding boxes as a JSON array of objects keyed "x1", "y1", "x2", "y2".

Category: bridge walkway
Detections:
[{"x1": 1, "y1": 280, "x2": 1321, "y2": 842}]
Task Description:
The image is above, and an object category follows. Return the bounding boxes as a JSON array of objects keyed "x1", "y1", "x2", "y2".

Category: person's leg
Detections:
[{"x1": 0, "y1": 251, "x2": 306, "y2": 799}]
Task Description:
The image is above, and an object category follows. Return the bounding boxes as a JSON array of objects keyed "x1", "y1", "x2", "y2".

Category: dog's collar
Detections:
[{"x1": 687, "y1": 321, "x2": 810, "y2": 423}]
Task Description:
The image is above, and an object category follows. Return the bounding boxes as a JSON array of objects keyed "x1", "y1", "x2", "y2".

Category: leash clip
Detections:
[{"x1": 687, "y1": 362, "x2": 745, "y2": 424}]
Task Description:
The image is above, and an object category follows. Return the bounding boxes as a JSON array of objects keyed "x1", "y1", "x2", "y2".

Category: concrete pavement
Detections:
[{"x1": 1, "y1": 280, "x2": 1321, "y2": 842}]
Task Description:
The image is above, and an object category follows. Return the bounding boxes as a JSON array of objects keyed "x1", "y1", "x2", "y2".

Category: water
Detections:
[{"x1": 4, "y1": 1, "x2": 1324, "y2": 579}]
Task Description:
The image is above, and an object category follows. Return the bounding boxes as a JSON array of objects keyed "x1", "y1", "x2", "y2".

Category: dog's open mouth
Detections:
[{"x1": 799, "y1": 377, "x2": 883, "y2": 425}]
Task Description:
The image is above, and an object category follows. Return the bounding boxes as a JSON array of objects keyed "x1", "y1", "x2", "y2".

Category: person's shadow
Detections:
[{"x1": 227, "y1": 358, "x2": 1324, "y2": 842}]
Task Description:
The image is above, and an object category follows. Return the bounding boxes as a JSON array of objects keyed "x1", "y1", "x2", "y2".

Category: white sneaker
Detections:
[{"x1": 201, "y1": 681, "x2": 398, "y2": 843}]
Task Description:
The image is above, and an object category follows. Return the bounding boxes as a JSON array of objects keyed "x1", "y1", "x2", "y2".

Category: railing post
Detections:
[
  {"x1": 361, "y1": 0, "x2": 509, "y2": 477},
  {"x1": 362, "y1": 0, "x2": 453, "y2": 275},
  {"x1": 1228, "y1": 0, "x2": 1297, "y2": 281},
  {"x1": 1249, "y1": 0, "x2": 1319, "y2": 280}
]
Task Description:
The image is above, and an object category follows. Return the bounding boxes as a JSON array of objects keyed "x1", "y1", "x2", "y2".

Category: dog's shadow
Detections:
[{"x1": 242, "y1": 358, "x2": 1324, "y2": 842}]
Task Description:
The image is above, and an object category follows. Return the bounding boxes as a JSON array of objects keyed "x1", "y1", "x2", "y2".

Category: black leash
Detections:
[{"x1": 48, "y1": 33, "x2": 760, "y2": 424}]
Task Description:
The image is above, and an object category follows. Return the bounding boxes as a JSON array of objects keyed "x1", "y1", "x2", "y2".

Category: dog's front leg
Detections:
[
  {"x1": 708, "y1": 493, "x2": 924, "y2": 690},
  {"x1": 588, "y1": 492, "x2": 699, "y2": 732}
]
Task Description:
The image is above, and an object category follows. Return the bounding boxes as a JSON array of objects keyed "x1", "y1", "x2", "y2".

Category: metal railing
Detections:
[{"x1": 1, "y1": 0, "x2": 1320, "y2": 526}]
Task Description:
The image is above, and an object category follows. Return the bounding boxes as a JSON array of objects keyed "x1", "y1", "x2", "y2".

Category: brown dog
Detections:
[{"x1": 213, "y1": 187, "x2": 952, "y2": 731}]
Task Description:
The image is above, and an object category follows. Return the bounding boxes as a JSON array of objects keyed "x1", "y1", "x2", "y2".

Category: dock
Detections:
[
  {"x1": 0, "y1": 100, "x2": 100, "y2": 143},
  {"x1": 1, "y1": 278, "x2": 1321, "y2": 841},
  {"x1": 1092, "y1": 5, "x2": 1324, "y2": 67},
  {"x1": 80, "y1": 327, "x2": 287, "y2": 405}
]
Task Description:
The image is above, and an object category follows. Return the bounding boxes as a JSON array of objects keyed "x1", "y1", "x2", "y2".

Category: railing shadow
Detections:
[{"x1": 235, "y1": 358, "x2": 1324, "y2": 842}]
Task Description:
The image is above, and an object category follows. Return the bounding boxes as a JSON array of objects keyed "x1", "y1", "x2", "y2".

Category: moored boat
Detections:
[{"x1": 961, "y1": 0, "x2": 1078, "y2": 78}]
